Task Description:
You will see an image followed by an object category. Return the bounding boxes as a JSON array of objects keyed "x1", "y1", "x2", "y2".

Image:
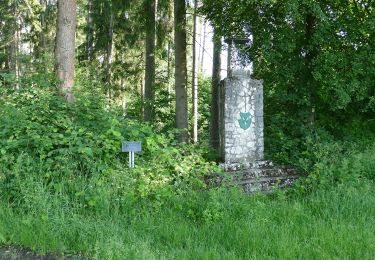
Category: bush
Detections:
[
  {"x1": 289, "y1": 140, "x2": 375, "y2": 196},
  {"x1": 0, "y1": 75, "x2": 218, "y2": 212}
]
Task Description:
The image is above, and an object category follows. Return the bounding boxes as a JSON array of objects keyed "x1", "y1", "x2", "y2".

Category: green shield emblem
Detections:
[{"x1": 238, "y1": 112, "x2": 251, "y2": 130}]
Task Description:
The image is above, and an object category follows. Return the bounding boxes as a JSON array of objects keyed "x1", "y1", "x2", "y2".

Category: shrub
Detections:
[{"x1": 0, "y1": 74, "x2": 218, "y2": 212}]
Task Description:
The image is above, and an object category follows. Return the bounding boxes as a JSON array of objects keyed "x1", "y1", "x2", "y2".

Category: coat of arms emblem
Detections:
[{"x1": 238, "y1": 112, "x2": 251, "y2": 130}]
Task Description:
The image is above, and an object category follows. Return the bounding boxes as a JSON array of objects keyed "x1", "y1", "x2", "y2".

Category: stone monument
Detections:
[
  {"x1": 216, "y1": 38, "x2": 303, "y2": 193},
  {"x1": 219, "y1": 70, "x2": 263, "y2": 167}
]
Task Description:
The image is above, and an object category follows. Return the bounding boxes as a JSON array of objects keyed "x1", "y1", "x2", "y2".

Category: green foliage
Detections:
[
  {"x1": 1, "y1": 72, "x2": 375, "y2": 259},
  {"x1": 290, "y1": 140, "x2": 375, "y2": 195},
  {"x1": 0, "y1": 74, "x2": 217, "y2": 211},
  {"x1": 153, "y1": 87, "x2": 175, "y2": 131},
  {"x1": 197, "y1": 75, "x2": 212, "y2": 141},
  {"x1": 202, "y1": 0, "x2": 375, "y2": 145},
  {"x1": 1, "y1": 1, "x2": 375, "y2": 257}
]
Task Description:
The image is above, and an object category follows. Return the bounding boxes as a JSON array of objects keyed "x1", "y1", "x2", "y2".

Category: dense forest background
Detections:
[
  {"x1": 1, "y1": 0, "x2": 374, "y2": 152},
  {"x1": 203, "y1": 0, "x2": 375, "y2": 164},
  {"x1": 0, "y1": 0, "x2": 374, "y2": 258}
]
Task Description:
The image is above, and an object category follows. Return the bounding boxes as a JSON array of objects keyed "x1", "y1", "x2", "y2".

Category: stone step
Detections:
[
  {"x1": 234, "y1": 175, "x2": 302, "y2": 185},
  {"x1": 239, "y1": 176, "x2": 301, "y2": 193},
  {"x1": 229, "y1": 168, "x2": 301, "y2": 179},
  {"x1": 213, "y1": 160, "x2": 306, "y2": 193}
]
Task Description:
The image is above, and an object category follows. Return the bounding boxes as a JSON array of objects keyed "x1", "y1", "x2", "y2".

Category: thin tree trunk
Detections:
[
  {"x1": 200, "y1": 20, "x2": 206, "y2": 70},
  {"x1": 167, "y1": 40, "x2": 171, "y2": 80},
  {"x1": 9, "y1": 3, "x2": 19, "y2": 89},
  {"x1": 3, "y1": 47, "x2": 8, "y2": 71},
  {"x1": 16, "y1": 26, "x2": 20, "y2": 85},
  {"x1": 86, "y1": 0, "x2": 94, "y2": 61},
  {"x1": 197, "y1": 16, "x2": 202, "y2": 73},
  {"x1": 144, "y1": 0, "x2": 156, "y2": 122},
  {"x1": 55, "y1": 0, "x2": 77, "y2": 103},
  {"x1": 105, "y1": 7, "x2": 114, "y2": 99},
  {"x1": 167, "y1": 4, "x2": 172, "y2": 107},
  {"x1": 38, "y1": 0, "x2": 47, "y2": 58},
  {"x1": 12, "y1": 28, "x2": 20, "y2": 89},
  {"x1": 191, "y1": 0, "x2": 198, "y2": 143},
  {"x1": 167, "y1": 40, "x2": 172, "y2": 107},
  {"x1": 210, "y1": 29, "x2": 221, "y2": 150},
  {"x1": 141, "y1": 65, "x2": 145, "y2": 120},
  {"x1": 174, "y1": 0, "x2": 188, "y2": 142}
]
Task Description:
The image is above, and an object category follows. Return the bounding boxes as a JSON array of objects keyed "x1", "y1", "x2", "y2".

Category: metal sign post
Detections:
[{"x1": 122, "y1": 141, "x2": 142, "y2": 168}]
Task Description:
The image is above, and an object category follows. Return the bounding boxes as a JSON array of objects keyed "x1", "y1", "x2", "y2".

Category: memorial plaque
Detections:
[{"x1": 122, "y1": 141, "x2": 142, "y2": 153}]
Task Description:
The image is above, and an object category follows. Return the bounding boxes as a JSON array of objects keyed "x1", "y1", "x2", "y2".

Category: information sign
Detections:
[
  {"x1": 122, "y1": 141, "x2": 142, "y2": 153},
  {"x1": 122, "y1": 141, "x2": 142, "y2": 168}
]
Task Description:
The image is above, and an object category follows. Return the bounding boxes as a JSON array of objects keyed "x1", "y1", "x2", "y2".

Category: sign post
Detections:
[{"x1": 122, "y1": 141, "x2": 142, "y2": 168}]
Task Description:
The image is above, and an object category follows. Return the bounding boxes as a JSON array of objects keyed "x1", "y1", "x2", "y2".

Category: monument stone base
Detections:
[{"x1": 217, "y1": 161, "x2": 305, "y2": 193}]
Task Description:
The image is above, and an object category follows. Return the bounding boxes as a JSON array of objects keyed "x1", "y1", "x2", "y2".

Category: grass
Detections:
[
  {"x1": 1, "y1": 181, "x2": 375, "y2": 259},
  {"x1": 2, "y1": 81, "x2": 374, "y2": 258},
  {"x1": 1, "y1": 136, "x2": 374, "y2": 259}
]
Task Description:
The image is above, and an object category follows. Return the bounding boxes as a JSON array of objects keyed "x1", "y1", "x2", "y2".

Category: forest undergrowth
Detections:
[{"x1": 0, "y1": 77, "x2": 374, "y2": 259}]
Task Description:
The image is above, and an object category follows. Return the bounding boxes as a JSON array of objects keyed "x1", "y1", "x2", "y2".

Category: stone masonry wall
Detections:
[{"x1": 219, "y1": 70, "x2": 264, "y2": 165}]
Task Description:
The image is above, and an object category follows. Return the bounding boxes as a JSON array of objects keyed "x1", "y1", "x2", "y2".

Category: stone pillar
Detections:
[{"x1": 219, "y1": 69, "x2": 263, "y2": 167}]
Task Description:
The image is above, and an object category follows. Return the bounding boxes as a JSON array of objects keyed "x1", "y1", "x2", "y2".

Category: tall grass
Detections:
[
  {"x1": 1, "y1": 143, "x2": 375, "y2": 259},
  {"x1": 1, "y1": 181, "x2": 375, "y2": 259}
]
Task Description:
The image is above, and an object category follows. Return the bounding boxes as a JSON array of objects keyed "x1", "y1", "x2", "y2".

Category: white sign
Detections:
[{"x1": 122, "y1": 141, "x2": 142, "y2": 168}]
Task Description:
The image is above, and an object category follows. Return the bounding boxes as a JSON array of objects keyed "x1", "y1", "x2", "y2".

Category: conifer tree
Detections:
[
  {"x1": 174, "y1": 0, "x2": 188, "y2": 142},
  {"x1": 55, "y1": 0, "x2": 77, "y2": 103}
]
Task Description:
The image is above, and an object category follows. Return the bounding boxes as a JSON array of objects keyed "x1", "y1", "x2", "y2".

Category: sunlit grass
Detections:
[{"x1": 1, "y1": 182, "x2": 374, "y2": 259}]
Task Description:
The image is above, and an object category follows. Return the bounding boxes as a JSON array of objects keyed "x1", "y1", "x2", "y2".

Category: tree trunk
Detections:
[
  {"x1": 37, "y1": 0, "x2": 47, "y2": 59},
  {"x1": 210, "y1": 29, "x2": 221, "y2": 150},
  {"x1": 141, "y1": 64, "x2": 145, "y2": 120},
  {"x1": 197, "y1": 16, "x2": 203, "y2": 73},
  {"x1": 174, "y1": 0, "x2": 188, "y2": 142},
  {"x1": 167, "y1": 40, "x2": 172, "y2": 107},
  {"x1": 167, "y1": 4, "x2": 172, "y2": 83},
  {"x1": 166, "y1": 2, "x2": 172, "y2": 101},
  {"x1": 55, "y1": 0, "x2": 77, "y2": 103},
  {"x1": 144, "y1": 0, "x2": 156, "y2": 122},
  {"x1": 105, "y1": 6, "x2": 114, "y2": 99},
  {"x1": 86, "y1": 0, "x2": 94, "y2": 61},
  {"x1": 191, "y1": 0, "x2": 198, "y2": 143},
  {"x1": 12, "y1": 29, "x2": 20, "y2": 89},
  {"x1": 9, "y1": 2, "x2": 19, "y2": 89},
  {"x1": 200, "y1": 20, "x2": 206, "y2": 70},
  {"x1": 167, "y1": 40, "x2": 171, "y2": 80}
]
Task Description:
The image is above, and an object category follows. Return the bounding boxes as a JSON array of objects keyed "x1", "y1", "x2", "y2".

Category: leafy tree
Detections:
[{"x1": 202, "y1": 0, "x2": 375, "y2": 133}]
